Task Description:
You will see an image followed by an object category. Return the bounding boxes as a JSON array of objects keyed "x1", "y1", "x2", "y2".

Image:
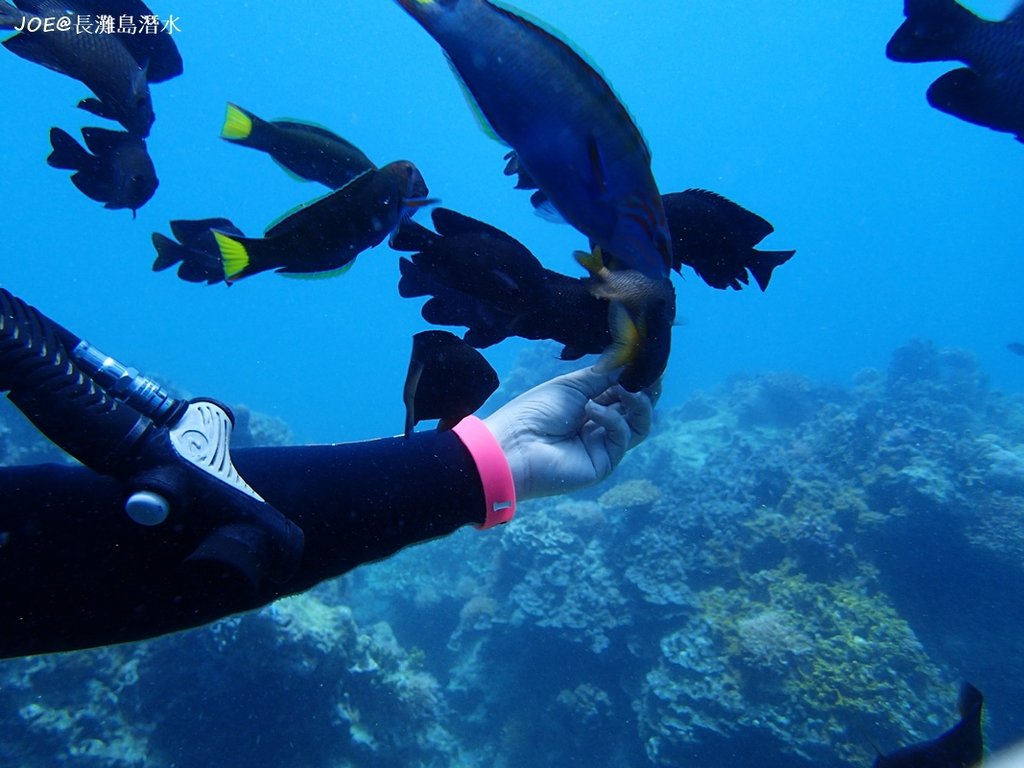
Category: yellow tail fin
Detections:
[
  {"x1": 221, "y1": 103, "x2": 253, "y2": 141},
  {"x1": 598, "y1": 301, "x2": 643, "y2": 371},
  {"x1": 212, "y1": 230, "x2": 250, "y2": 281}
]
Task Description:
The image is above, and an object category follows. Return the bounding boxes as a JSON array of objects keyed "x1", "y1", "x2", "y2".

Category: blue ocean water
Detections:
[
  {"x1": 2, "y1": 3, "x2": 1024, "y2": 767},
  {"x1": 3, "y1": 0, "x2": 1020, "y2": 442}
]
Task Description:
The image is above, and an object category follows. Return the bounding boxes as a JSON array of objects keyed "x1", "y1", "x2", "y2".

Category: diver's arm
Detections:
[
  {"x1": 0, "y1": 366, "x2": 653, "y2": 659},
  {"x1": 0, "y1": 431, "x2": 486, "y2": 659}
]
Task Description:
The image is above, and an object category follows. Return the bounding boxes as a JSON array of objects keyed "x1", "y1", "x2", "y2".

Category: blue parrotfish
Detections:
[{"x1": 394, "y1": 0, "x2": 673, "y2": 281}]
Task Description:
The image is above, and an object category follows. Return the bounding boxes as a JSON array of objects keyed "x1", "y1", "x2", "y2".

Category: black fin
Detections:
[
  {"x1": 503, "y1": 149, "x2": 539, "y2": 190},
  {"x1": 78, "y1": 97, "x2": 119, "y2": 121},
  {"x1": 68, "y1": 168, "x2": 111, "y2": 204},
  {"x1": 748, "y1": 249, "x2": 796, "y2": 292},
  {"x1": 398, "y1": 257, "x2": 434, "y2": 298},
  {"x1": 887, "y1": 0, "x2": 976, "y2": 62},
  {"x1": 152, "y1": 232, "x2": 185, "y2": 271},
  {"x1": 927, "y1": 67, "x2": 994, "y2": 127},
  {"x1": 81, "y1": 127, "x2": 134, "y2": 156},
  {"x1": 170, "y1": 217, "x2": 243, "y2": 245},
  {"x1": 530, "y1": 189, "x2": 565, "y2": 222},
  {"x1": 46, "y1": 127, "x2": 90, "y2": 170},
  {"x1": 390, "y1": 220, "x2": 438, "y2": 252},
  {"x1": 430, "y1": 207, "x2": 522, "y2": 245}
]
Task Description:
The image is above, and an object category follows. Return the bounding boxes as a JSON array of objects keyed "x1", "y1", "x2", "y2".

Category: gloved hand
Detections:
[{"x1": 484, "y1": 366, "x2": 658, "y2": 501}]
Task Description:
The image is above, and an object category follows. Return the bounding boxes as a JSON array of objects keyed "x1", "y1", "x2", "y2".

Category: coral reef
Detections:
[{"x1": 4, "y1": 339, "x2": 1023, "y2": 767}]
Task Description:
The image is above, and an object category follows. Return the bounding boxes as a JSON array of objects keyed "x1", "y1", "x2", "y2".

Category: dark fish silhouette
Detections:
[
  {"x1": 211, "y1": 161, "x2": 434, "y2": 283},
  {"x1": 873, "y1": 682, "x2": 984, "y2": 768},
  {"x1": 29, "y1": 0, "x2": 184, "y2": 82},
  {"x1": 1007, "y1": 342, "x2": 1024, "y2": 357},
  {"x1": 152, "y1": 218, "x2": 246, "y2": 284},
  {"x1": 47, "y1": 126, "x2": 157, "y2": 214},
  {"x1": 0, "y1": 0, "x2": 156, "y2": 136},
  {"x1": 887, "y1": 0, "x2": 1024, "y2": 142},
  {"x1": 504, "y1": 156, "x2": 794, "y2": 290},
  {"x1": 220, "y1": 102, "x2": 376, "y2": 189},
  {"x1": 403, "y1": 330, "x2": 499, "y2": 437},
  {"x1": 663, "y1": 189, "x2": 795, "y2": 291},
  {"x1": 394, "y1": 207, "x2": 611, "y2": 360},
  {"x1": 395, "y1": 0, "x2": 671, "y2": 280}
]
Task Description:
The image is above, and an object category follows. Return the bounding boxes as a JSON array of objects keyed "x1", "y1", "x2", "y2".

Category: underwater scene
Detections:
[{"x1": 1, "y1": 0, "x2": 1023, "y2": 766}]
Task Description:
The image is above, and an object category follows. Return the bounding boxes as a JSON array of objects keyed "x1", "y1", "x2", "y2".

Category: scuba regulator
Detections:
[{"x1": 0, "y1": 287, "x2": 303, "y2": 592}]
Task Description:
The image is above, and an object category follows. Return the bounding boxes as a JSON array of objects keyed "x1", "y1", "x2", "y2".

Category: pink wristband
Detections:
[{"x1": 452, "y1": 416, "x2": 516, "y2": 529}]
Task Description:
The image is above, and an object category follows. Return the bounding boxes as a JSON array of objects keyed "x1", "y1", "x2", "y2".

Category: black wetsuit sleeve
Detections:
[{"x1": 0, "y1": 431, "x2": 486, "y2": 658}]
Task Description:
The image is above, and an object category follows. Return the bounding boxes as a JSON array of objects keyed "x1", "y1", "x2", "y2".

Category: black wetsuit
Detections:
[{"x1": 0, "y1": 432, "x2": 486, "y2": 658}]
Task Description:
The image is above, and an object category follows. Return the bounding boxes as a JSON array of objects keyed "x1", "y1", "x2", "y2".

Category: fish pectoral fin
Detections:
[
  {"x1": 271, "y1": 157, "x2": 314, "y2": 183},
  {"x1": 530, "y1": 190, "x2": 566, "y2": 223},
  {"x1": 78, "y1": 97, "x2": 118, "y2": 121}
]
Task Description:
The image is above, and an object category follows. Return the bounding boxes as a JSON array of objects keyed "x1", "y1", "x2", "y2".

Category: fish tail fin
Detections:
[
  {"x1": 212, "y1": 230, "x2": 253, "y2": 283},
  {"x1": 597, "y1": 300, "x2": 642, "y2": 373},
  {"x1": 748, "y1": 249, "x2": 796, "y2": 292},
  {"x1": 46, "y1": 128, "x2": 90, "y2": 171},
  {"x1": 397, "y1": 256, "x2": 433, "y2": 298},
  {"x1": 151, "y1": 233, "x2": 185, "y2": 271},
  {"x1": 886, "y1": 0, "x2": 977, "y2": 62},
  {"x1": 220, "y1": 102, "x2": 261, "y2": 145}
]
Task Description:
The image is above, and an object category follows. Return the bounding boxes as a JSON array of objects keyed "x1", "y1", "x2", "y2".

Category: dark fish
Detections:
[
  {"x1": 887, "y1": 0, "x2": 1024, "y2": 142},
  {"x1": 393, "y1": 207, "x2": 611, "y2": 360},
  {"x1": 1, "y1": 0, "x2": 155, "y2": 136},
  {"x1": 504, "y1": 155, "x2": 794, "y2": 291},
  {"x1": 395, "y1": 0, "x2": 672, "y2": 280},
  {"x1": 47, "y1": 126, "x2": 157, "y2": 214},
  {"x1": 220, "y1": 102, "x2": 376, "y2": 189},
  {"x1": 663, "y1": 189, "x2": 795, "y2": 291},
  {"x1": 12, "y1": 0, "x2": 182, "y2": 82},
  {"x1": 1007, "y1": 342, "x2": 1024, "y2": 356},
  {"x1": 152, "y1": 218, "x2": 246, "y2": 284},
  {"x1": 873, "y1": 682, "x2": 984, "y2": 768},
  {"x1": 211, "y1": 161, "x2": 434, "y2": 283},
  {"x1": 403, "y1": 330, "x2": 499, "y2": 438}
]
